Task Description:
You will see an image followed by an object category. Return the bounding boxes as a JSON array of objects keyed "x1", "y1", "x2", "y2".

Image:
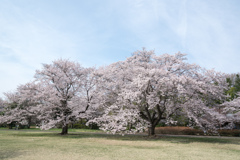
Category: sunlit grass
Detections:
[{"x1": 0, "y1": 129, "x2": 239, "y2": 160}]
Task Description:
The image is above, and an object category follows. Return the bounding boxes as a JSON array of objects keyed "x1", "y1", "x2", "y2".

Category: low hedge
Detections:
[{"x1": 154, "y1": 126, "x2": 240, "y2": 137}]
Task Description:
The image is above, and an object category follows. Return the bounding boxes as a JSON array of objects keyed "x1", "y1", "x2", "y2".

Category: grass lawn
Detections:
[{"x1": 0, "y1": 129, "x2": 239, "y2": 160}]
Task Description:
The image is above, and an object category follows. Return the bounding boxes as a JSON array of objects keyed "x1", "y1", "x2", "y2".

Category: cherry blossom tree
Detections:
[
  {"x1": 92, "y1": 48, "x2": 229, "y2": 136},
  {"x1": 221, "y1": 93, "x2": 240, "y2": 126},
  {"x1": 0, "y1": 92, "x2": 20, "y2": 127},
  {"x1": 33, "y1": 59, "x2": 98, "y2": 135},
  {"x1": 0, "y1": 50, "x2": 231, "y2": 136},
  {"x1": 0, "y1": 82, "x2": 39, "y2": 129},
  {"x1": 0, "y1": 98, "x2": 5, "y2": 115},
  {"x1": 0, "y1": 59, "x2": 99, "y2": 134}
]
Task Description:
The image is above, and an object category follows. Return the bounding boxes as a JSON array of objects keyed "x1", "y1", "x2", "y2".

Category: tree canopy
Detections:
[
  {"x1": 0, "y1": 49, "x2": 239, "y2": 136},
  {"x1": 90, "y1": 49, "x2": 229, "y2": 135}
]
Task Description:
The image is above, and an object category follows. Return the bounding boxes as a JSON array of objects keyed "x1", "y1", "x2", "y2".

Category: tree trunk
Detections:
[
  {"x1": 27, "y1": 117, "x2": 31, "y2": 129},
  {"x1": 61, "y1": 124, "x2": 68, "y2": 135},
  {"x1": 128, "y1": 123, "x2": 132, "y2": 130},
  {"x1": 148, "y1": 125, "x2": 156, "y2": 136},
  {"x1": 8, "y1": 123, "x2": 12, "y2": 129},
  {"x1": 15, "y1": 122, "x2": 19, "y2": 130}
]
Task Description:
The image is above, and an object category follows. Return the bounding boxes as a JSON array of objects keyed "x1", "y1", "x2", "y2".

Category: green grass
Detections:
[
  {"x1": 0, "y1": 127, "x2": 103, "y2": 133},
  {"x1": 0, "y1": 129, "x2": 239, "y2": 160}
]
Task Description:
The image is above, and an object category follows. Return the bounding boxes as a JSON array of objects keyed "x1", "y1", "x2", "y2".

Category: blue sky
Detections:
[{"x1": 0, "y1": 0, "x2": 240, "y2": 98}]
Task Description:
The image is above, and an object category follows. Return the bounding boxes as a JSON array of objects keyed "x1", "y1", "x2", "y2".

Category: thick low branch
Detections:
[
  {"x1": 79, "y1": 104, "x2": 90, "y2": 114},
  {"x1": 139, "y1": 111, "x2": 149, "y2": 121}
]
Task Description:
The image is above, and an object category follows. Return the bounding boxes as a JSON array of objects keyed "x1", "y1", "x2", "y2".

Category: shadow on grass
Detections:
[
  {"x1": 0, "y1": 150, "x2": 23, "y2": 160},
  {"x1": 4, "y1": 130, "x2": 239, "y2": 145}
]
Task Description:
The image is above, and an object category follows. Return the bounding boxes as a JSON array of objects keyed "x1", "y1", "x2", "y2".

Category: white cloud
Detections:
[
  {"x1": 0, "y1": 1, "x2": 78, "y2": 97},
  {"x1": 183, "y1": 0, "x2": 240, "y2": 73},
  {"x1": 108, "y1": 0, "x2": 240, "y2": 73}
]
